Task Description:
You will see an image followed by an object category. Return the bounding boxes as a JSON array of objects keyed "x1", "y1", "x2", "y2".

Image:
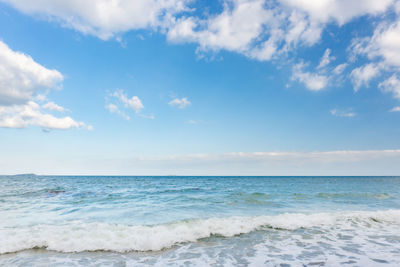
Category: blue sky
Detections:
[{"x1": 0, "y1": 0, "x2": 400, "y2": 175}]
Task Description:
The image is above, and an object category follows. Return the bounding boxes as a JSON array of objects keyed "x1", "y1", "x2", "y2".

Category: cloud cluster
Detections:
[
  {"x1": 167, "y1": 0, "x2": 394, "y2": 62},
  {"x1": 1, "y1": 0, "x2": 190, "y2": 40},
  {"x1": 349, "y1": 9, "x2": 400, "y2": 106},
  {"x1": 0, "y1": 41, "x2": 90, "y2": 130},
  {"x1": 106, "y1": 89, "x2": 152, "y2": 120},
  {"x1": 2, "y1": 0, "x2": 394, "y2": 58},
  {"x1": 3, "y1": 0, "x2": 400, "y2": 107},
  {"x1": 290, "y1": 48, "x2": 348, "y2": 91}
]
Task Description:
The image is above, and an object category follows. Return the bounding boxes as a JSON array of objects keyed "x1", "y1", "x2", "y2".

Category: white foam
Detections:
[{"x1": 1, "y1": 209, "x2": 400, "y2": 254}]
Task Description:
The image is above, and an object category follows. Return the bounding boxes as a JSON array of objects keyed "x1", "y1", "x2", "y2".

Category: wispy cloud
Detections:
[
  {"x1": 317, "y1": 49, "x2": 335, "y2": 69},
  {"x1": 105, "y1": 103, "x2": 130, "y2": 120},
  {"x1": 330, "y1": 108, "x2": 356, "y2": 117},
  {"x1": 139, "y1": 114, "x2": 155, "y2": 120},
  {"x1": 106, "y1": 89, "x2": 150, "y2": 120},
  {"x1": 169, "y1": 97, "x2": 191, "y2": 109},
  {"x1": 390, "y1": 106, "x2": 400, "y2": 112},
  {"x1": 139, "y1": 150, "x2": 400, "y2": 164},
  {"x1": 350, "y1": 63, "x2": 380, "y2": 92},
  {"x1": 186, "y1": 119, "x2": 198, "y2": 124},
  {"x1": 111, "y1": 90, "x2": 144, "y2": 113}
]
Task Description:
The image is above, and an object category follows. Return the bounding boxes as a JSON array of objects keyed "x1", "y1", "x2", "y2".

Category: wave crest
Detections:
[{"x1": 2, "y1": 209, "x2": 400, "y2": 254}]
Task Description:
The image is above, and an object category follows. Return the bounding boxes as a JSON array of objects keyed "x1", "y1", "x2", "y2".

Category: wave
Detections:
[
  {"x1": 2, "y1": 209, "x2": 400, "y2": 254},
  {"x1": 316, "y1": 192, "x2": 392, "y2": 200},
  {"x1": 1, "y1": 187, "x2": 66, "y2": 198}
]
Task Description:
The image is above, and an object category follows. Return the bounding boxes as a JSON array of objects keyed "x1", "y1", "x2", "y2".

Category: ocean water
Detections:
[{"x1": 1, "y1": 176, "x2": 400, "y2": 266}]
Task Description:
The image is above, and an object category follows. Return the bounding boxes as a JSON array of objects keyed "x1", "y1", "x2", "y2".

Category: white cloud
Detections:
[
  {"x1": 2, "y1": 148, "x2": 400, "y2": 175},
  {"x1": 105, "y1": 103, "x2": 130, "y2": 120},
  {"x1": 379, "y1": 74, "x2": 400, "y2": 99},
  {"x1": 350, "y1": 63, "x2": 380, "y2": 92},
  {"x1": 0, "y1": 41, "x2": 63, "y2": 106},
  {"x1": 0, "y1": 101, "x2": 90, "y2": 130},
  {"x1": 352, "y1": 20, "x2": 400, "y2": 68},
  {"x1": 168, "y1": 0, "x2": 274, "y2": 54},
  {"x1": 317, "y1": 48, "x2": 335, "y2": 69},
  {"x1": 2, "y1": 0, "x2": 398, "y2": 100},
  {"x1": 330, "y1": 108, "x2": 356, "y2": 117},
  {"x1": 42, "y1": 101, "x2": 66, "y2": 112},
  {"x1": 291, "y1": 62, "x2": 328, "y2": 91},
  {"x1": 106, "y1": 90, "x2": 149, "y2": 120},
  {"x1": 1, "y1": 0, "x2": 395, "y2": 64},
  {"x1": 167, "y1": 0, "x2": 394, "y2": 61},
  {"x1": 280, "y1": 0, "x2": 394, "y2": 25},
  {"x1": 111, "y1": 90, "x2": 144, "y2": 112},
  {"x1": 390, "y1": 106, "x2": 400, "y2": 112},
  {"x1": 1, "y1": 0, "x2": 190, "y2": 40},
  {"x1": 333, "y1": 63, "x2": 347, "y2": 75},
  {"x1": 0, "y1": 41, "x2": 89, "y2": 130},
  {"x1": 139, "y1": 114, "x2": 155, "y2": 120},
  {"x1": 349, "y1": 17, "x2": 400, "y2": 100},
  {"x1": 143, "y1": 149, "x2": 400, "y2": 163},
  {"x1": 169, "y1": 97, "x2": 191, "y2": 109},
  {"x1": 186, "y1": 119, "x2": 197, "y2": 124},
  {"x1": 106, "y1": 103, "x2": 119, "y2": 113}
]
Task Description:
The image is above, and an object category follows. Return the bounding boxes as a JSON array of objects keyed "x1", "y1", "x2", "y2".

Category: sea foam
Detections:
[{"x1": 2, "y1": 209, "x2": 400, "y2": 254}]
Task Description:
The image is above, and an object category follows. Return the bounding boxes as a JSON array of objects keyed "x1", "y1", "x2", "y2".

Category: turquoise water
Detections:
[{"x1": 1, "y1": 176, "x2": 400, "y2": 266}]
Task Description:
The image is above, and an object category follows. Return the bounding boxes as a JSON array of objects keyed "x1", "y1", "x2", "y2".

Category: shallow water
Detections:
[{"x1": 1, "y1": 176, "x2": 400, "y2": 266}]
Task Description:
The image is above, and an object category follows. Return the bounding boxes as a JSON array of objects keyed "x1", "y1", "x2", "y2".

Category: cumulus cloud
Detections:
[
  {"x1": 169, "y1": 97, "x2": 191, "y2": 109},
  {"x1": 0, "y1": 41, "x2": 90, "y2": 130},
  {"x1": 2, "y1": 0, "x2": 399, "y2": 100},
  {"x1": 0, "y1": 41, "x2": 63, "y2": 106},
  {"x1": 0, "y1": 0, "x2": 190, "y2": 40},
  {"x1": 291, "y1": 62, "x2": 328, "y2": 91},
  {"x1": 3, "y1": 0, "x2": 392, "y2": 62},
  {"x1": 167, "y1": 0, "x2": 394, "y2": 61},
  {"x1": 0, "y1": 101, "x2": 89, "y2": 130},
  {"x1": 280, "y1": 0, "x2": 394, "y2": 25},
  {"x1": 168, "y1": 0, "x2": 274, "y2": 55}
]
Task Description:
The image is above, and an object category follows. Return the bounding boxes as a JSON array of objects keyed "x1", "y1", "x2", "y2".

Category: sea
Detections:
[{"x1": 0, "y1": 175, "x2": 400, "y2": 266}]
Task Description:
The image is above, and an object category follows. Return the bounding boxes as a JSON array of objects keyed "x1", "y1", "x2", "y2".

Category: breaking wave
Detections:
[{"x1": 2, "y1": 209, "x2": 400, "y2": 254}]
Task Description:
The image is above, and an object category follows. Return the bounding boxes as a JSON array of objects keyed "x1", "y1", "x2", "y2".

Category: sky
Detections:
[{"x1": 0, "y1": 0, "x2": 400, "y2": 175}]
